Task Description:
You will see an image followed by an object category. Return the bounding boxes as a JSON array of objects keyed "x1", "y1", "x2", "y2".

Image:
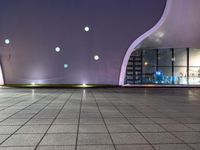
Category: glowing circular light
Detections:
[
  {"x1": 94, "y1": 55, "x2": 99, "y2": 60},
  {"x1": 55, "y1": 47, "x2": 61, "y2": 52},
  {"x1": 82, "y1": 84, "x2": 86, "y2": 87},
  {"x1": 84, "y1": 26, "x2": 90, "y2": 32},
  {"x1": 144, "y1": 62, "x2": 148, "y2": 66},
  {"x1": 64, "y1": 64, "x2": 68, "y2": 69},
  {"x1": 4, "y1": 39, "x2": 10, "y2": 45},
  {"x1": 31, "y1": 82, "x2": 36, "y2": 85}
]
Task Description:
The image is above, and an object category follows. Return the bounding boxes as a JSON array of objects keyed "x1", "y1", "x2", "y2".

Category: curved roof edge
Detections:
[{"x1": 119, "y1": 0, "x2": 173, "y2": 85}]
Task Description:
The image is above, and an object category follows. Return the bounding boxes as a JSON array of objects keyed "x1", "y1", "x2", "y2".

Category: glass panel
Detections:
[
  {"x1": 174, "y1": 67, "x2": 187, "y2": 84},
  {"x1": 189, "y1": 67, "x2": 200, "y2": 84},
  {"x1": 189, "y1": 48, "x2": 200, "y2": 67},
  {"x1": 158, "y1": 49, "x2": 172, "y2": 66},
  {"x1": 157, "y1": 67, "x2": 172, "y2": 84},
  {"x1": 174, "y1": 48, "x2": 187, "y2": 66},
  {"x1": 143, "y1": 66, "x2": 155, "y2": 84},
  {"x1": 143, "y1": 49, "x2": 156, "y2": 67}
]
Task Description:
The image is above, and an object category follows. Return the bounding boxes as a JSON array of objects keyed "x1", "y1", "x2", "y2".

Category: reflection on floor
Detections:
[{"x1": 0, "y1": 87, "x2": 200, "y2": 150}]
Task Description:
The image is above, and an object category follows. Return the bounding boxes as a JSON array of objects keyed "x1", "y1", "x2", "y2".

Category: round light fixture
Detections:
[
  {"x1": 64, "y1": 64, "x2": 68, "y2": 69},
  {"x1": 4, "y1": 39, "x2": 10, "y2": 45},
  {"x1": 84, "y1": 26, "x2": 90, "y2": 32},
  {"x1": 55, "y1": 47, "x2": 61, "y2": 52},
  {"x1": 31, "y1": 82, "x2": 36, "y2": 85},
  {"x1": 144, "y1": 62, "x2": 148, "y2": 66},
  {"x1": 94, "y1": 55, "x2": 99, "y2": 60}
]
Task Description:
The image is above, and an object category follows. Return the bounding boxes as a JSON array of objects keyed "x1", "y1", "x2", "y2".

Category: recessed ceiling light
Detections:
[
  {"x1": 144, "y1": 62, "x2": 148, "y2": 66},
  {"x1": 4, "y1": 39, "x2": 10, "y2": 45},
  {"x1": 64, "y1": 64, "x2": 68, "y2": 69},
  {"x1": 94, "y1": 55, "x2": 99, "y2": 60},
  {"x1": 84, "y1": 26, "x2": 90, "y2": 32},
  {"x1": 55, "y1": 47, "x2": 61, "y2": 52}
]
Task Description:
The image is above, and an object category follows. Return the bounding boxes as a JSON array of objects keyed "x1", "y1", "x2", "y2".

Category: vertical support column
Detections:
[
  {"x1": 156, "y1": 49, "x2": 159, "y2": 72},
  {"x1": 171, "y1": 48, "x2": 174, "y2": 84},
  {"x1": 0, "y1": 64, "x2": 4, "y2": 85},
  {"x1": 141, "y1": 49, "x2": 143, "y2": 84},
  {"x1": 187, "y1": 48, "x2": 189, "y2": 85}
]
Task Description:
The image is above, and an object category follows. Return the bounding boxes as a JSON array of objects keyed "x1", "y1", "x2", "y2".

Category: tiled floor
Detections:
[{"x1": 0, "y1": 88, "x2": 200, "y2": 150}]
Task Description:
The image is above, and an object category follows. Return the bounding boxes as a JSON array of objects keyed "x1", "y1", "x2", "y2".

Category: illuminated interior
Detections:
[{"x1": 125, "y1": 48, "x2": 200, "y2": 85}]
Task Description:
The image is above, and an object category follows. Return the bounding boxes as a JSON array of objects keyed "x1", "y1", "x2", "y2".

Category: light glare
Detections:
[
  {"x1": 84, "y1": 26, "x2": 90, "y2": 32},
  {"x1": 94, "y1": 55, "x2": 99, "y2": 60},
  {"x1": 64, "y1": 64, "x2": 68, "y2": 69},
  {"x1": 55, "y1": 47, "x2": 61, "y2": 52},
  {"x1": 4, "y1": 39, "x2": 10, "y2": 45}
]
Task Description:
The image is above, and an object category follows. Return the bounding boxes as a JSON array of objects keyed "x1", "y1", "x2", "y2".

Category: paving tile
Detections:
[
  {"x1": 1, "y1": 87, "x2": 200, "y2": 150},
  {"x1": 142, "y1": 133, "x2": 182, "y2": 144},
  {"x1": 0, "y1": 147, "x2": 35, "y2": 150},
  {"x1": 104, "y1": 118, "x2": 129, "y2": 124},
  {"x1": 53, "y1": 119, "x2": 78, "y2": 125},
  {"x1": 128, "y1": 118, "x2": 155, "y2": 124},
  {"x1": 77, "y1": 145, "x2": 115, "y2": 150},
  {"x1": 79, "y1": 124, "x2": 107, "y2": 133},
  {"x1": 161, "y1": 124, "x2": 193, "y2": 131},
  {"x1": 2, "y1": 134, "x2": 44, "y2": 146},
  {"x1": 189, "y1": 144, "x2": 200, "y2": 150},
  {"x1": 0, "y1": 126, "x2": 20, "y2": 134},
  {"x1": 135, "y1": 124, "x2": 165, "y2": 132},
  {"x1": 107, "y1": 124, "x2": 137, "y2": 133},
  {"x1": 111, "y1": 133, "x2": 147, "y2": 144},
  {"x1": 0, "y1": 135, "x2": 10, "y2": 144},
  {"x1": 153, "y1": 144, "x2": 193, "y2": 150},
  {"x1": 40, "y1": 133, "x2": 76, "y2": 146},
  {"x1": 80, "y1": 118, "x2": 104, "y2": 124},
  {"x1": 48, "y1": 125, "x2": 77, "y2": 133},
  {"x1": 78, "y1": 134, "x2": 112, "y2": 145},
  {"x1": 36, "y1": 146, "x2": 75, "y2": 150},
  {"x1": 173, "y1": 132, "x2": 200, "y2": 143},
  {"x1": 116, "y1": 145, "x2": 154, "y2": 150},
  {"x1": 26, "y1": 119, "x2": 53, "y2": 125},
  {"x1": 0, "y1": 119, "x2": 28, "y2": 125},
  {"x1": 10, "y1": 113, "x2": 35, "y2": 119},
  {"x1": 185, "y1": 124, "x2": 200, "y2": 131},
  {"x1": 57, "y1": 113, "x2": 79, "y2": 119},
  {"x1": 16, "y1": 125, "x2": 50, "y2": 134},
  {"x1": 151, "y1": 118, "x2": 179, "y2": 124}
]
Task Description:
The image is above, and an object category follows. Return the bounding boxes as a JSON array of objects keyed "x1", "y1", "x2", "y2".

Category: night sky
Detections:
[{"x1": 0, "y1": 0, "x2": 166, "y2": 84}]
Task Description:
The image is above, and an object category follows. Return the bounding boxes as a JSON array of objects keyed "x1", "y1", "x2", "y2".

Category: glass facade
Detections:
[{"x1": 125, "y1": 48, "x2": 200, "y2": 85}]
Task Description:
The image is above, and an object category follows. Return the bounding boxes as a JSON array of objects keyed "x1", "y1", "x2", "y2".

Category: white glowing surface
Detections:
[
  {"x1": 84, "y1": 26, "x2": 90, "y2": 32},
  {"x1": 94, "y1": 55, "x2": 99, "y2": 60},
  {"x1": 55, "y1": 47, "x2": 61, "y2": 52},
  {"x1": 0, "y1": 65, "x2": 4, "y2": 85},
  {"x1": 4, "y1": 39, "x2": 10, "y2": 45},
  {"x1": 64, "y1": 64, "x2": 68, "y2": 69}
]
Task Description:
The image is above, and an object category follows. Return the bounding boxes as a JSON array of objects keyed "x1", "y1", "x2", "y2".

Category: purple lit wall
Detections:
[{"x1": 0, "y1": 0, "x2": 166, "y2": 85}]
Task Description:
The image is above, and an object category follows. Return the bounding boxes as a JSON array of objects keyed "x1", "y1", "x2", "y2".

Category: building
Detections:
[{"x1": 0, "y1": 0, "x2": 200, "y2": 86}]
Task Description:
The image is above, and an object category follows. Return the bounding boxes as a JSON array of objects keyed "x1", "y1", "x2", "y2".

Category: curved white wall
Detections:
[
  {"x1": 0, "y1": 64, "x2": 4, "y2": 85},
  {"x1": 140, "y1": 0, "x2": 200, "y2": 49},
  {"x1": 119, "y1": 0, "x2": 172, "y2": 85},
  {"x1": 119, "y1": 0, "x2": 200, "y2": 85}
]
